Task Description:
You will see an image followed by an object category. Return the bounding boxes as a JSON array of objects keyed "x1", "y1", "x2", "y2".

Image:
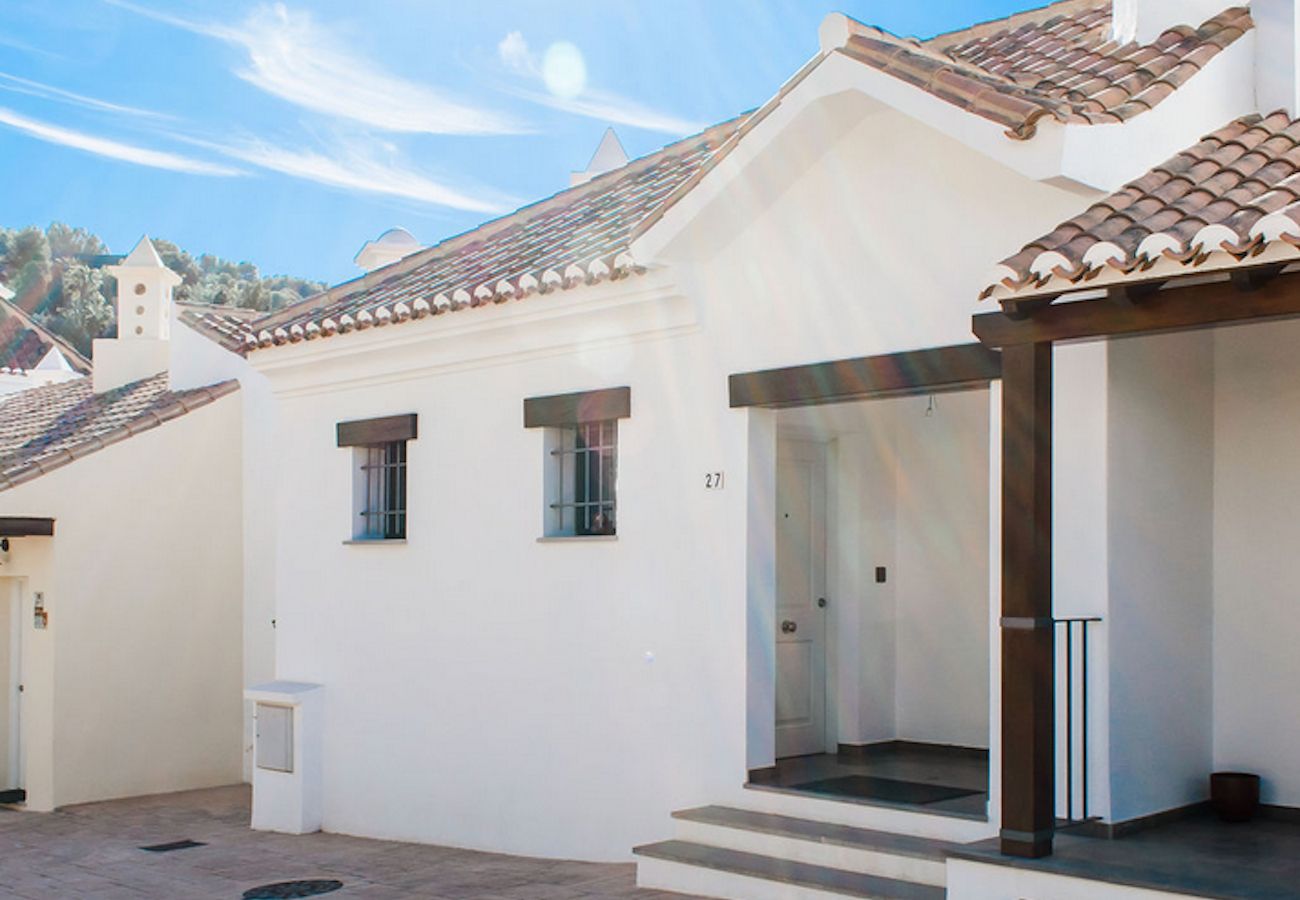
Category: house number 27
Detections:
[{"x1": 704, "y1": 472, "x2": 725, "y2": 490}]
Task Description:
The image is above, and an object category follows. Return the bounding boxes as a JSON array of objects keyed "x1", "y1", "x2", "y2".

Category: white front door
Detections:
[{"x1": 775, "y1": 439, "x2": 828, "y2": 759}]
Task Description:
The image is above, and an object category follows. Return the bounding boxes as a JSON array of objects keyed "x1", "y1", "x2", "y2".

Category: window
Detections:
[
  {"x1": 337, "y1": 413, "x2": 417, "y2": 542},
  {"x1": 524, "y1": 386, "x2": 630, "y2": 539},
  {"x1": 358, "y1": 441, "x2": 407, "y2": 539},
  {"x1": 550, "y1": 420, "x2": 617, "y2": 536}
]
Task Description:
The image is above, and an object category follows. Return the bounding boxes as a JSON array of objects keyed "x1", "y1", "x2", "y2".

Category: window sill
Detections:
[
  {"x1": 536, "y1": 535, "x2": 618, "y2": 544},
  {"x1": 342, "y1": 538, "x2": 408, "y2": 546}
]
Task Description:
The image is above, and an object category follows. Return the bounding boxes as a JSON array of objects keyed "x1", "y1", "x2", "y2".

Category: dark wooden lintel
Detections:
[
  {"x1": 728, "y1": 344, "x2": 1000, "y2": 409},
  {"x1": 523, "y1": 386, "x2": 631, "y2": 428},
  {"x1": 336, "y1": 413, "x2": 418, "y2": 447},
  {"x1": 975, "y1": 267, "x2": 1300, "y2": 347},
  {"x1": 0, "y1": 517, "x2": 55, "y2": 537}
]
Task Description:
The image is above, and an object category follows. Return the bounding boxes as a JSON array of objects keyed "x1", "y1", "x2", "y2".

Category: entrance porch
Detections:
[{"x1": 951, "y1": 811, "x2": 1300, "y2": 900}]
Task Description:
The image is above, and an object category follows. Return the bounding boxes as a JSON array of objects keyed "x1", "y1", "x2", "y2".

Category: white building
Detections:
[
  {"x1": 0, "y1": 237, "x2": 247, "y2": 811},
  {"x1": 22, "y1": 1, "x2": 1288, "y2": 897}
]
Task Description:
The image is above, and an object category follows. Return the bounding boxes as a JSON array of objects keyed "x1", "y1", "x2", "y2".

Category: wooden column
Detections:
[{"x1": 1000, "y1": 341, "x2": 1055, "y2": 858}]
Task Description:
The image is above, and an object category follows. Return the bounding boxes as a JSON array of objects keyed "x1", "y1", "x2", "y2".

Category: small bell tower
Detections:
[{"x1": 93, "y1": 235, "x2": 181, "y2": 393}]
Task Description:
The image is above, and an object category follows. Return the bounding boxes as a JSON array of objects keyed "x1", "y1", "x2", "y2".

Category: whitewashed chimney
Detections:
[
  {"x1": 1110, "y1": 0, "x2": 1225, "y2": 43},
  {"x1": 1254, "y1": 0, "x2": 1300, "y2": 116},
  {"x1": 93, "y1": 235, "x2": 180, "y2": 393},
  {"x1": 570, "y1": 128, "x2": 629, "y2": 186},
  {"x1": 353, "y1": 227, "x2": 423, "y2": 272}
]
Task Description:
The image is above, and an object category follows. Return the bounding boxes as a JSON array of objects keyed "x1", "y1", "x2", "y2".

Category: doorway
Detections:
[
  {"x1": 775, "y1": 439, "x2": 828, "y2": 759},
  {"x1": 751, "y1": 390, "x2": 993, "y2": 817},
  {"x1": 0, "y1": 579, "x2": 21, "y2": 799}
]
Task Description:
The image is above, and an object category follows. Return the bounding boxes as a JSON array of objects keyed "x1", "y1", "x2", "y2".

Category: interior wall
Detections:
[
  {"x1": 893, "y1": 391, "x2": 991, "y2": 748},
  {"x1": 1106, "y1": 331, "x2": 1215, "y2": 822},
  {"x1": 1212, "y1": 319, "x2": 1300, "y2": 807}
]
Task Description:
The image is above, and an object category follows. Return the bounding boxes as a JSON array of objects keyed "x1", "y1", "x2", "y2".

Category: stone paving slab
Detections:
[{"x1": 0, "y1": 785, "x2": 698, "y2": 899}]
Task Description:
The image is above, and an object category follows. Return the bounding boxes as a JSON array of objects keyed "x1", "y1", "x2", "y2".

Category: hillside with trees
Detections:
[{"x1": 0, "y1": 223, "x2": 326, "y2": 356}]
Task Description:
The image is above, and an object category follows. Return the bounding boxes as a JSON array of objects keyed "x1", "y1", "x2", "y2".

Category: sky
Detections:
[{"x1": 0, "y1": 0, "x2": 1030, "y2": 285}]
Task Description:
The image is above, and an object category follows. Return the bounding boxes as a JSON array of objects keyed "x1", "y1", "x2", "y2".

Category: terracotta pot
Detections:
[{"x1": 1210, "y1": 772, "x2": 1261, "y2": 823}]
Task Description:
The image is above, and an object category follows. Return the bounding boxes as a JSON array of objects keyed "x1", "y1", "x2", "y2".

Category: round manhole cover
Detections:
[{"x1": 242, "y1": 880, "x2": 343, "y2": 899}]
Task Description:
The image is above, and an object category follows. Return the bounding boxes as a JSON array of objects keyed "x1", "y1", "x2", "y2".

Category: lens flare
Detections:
[{"x1": 542, "y1": 41, "x2": 587, "y2": 100}]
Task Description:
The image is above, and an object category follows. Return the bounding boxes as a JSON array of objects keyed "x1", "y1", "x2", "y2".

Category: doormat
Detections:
[
  {"x1": 0, "y1": 790, "x2": 25, "y2": 805},
  {"x1": 243, "y1": 880, "x2": 343, "y2": 899},
  {"x1": 140, "y1": 839, "x2": 206, "y2": 852},
  {"x1": 790, "y1": 775, "x2": 982, "y2": 805}
]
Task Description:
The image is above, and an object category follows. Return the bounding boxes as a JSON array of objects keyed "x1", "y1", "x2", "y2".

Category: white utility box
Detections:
[{"x1": 244, "y1": 681, "x2": 323, "y2": 834}]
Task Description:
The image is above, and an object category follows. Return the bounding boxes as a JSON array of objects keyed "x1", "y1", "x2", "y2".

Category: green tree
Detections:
[
  {"x1": 46, "y1": 222, "x2": 106, "y2": 260},
  {"x1": 60, "y1": 262, "x2": 113, "y2": 348}
]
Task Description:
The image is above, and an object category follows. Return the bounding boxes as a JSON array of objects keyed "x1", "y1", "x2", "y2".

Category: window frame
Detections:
[
  {"x1": 337, "y1": 413, "x2": 417, "y2": 543},
  {"x1": 524, "y1": 387, "x2": 630, "y2": 541}
]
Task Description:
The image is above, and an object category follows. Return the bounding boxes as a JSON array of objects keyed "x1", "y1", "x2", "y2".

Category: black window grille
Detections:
[
  {"x1": 550, "y1": 420, "x2": 616, "y2": 535},
  {"x1": 360, "y1": 441, "x2": 406, "y2": 539}
]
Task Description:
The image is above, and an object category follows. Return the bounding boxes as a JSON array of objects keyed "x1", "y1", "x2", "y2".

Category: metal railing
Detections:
[{"x1": 1055, "y1": 616, "x2": 1101, "y2": 823}]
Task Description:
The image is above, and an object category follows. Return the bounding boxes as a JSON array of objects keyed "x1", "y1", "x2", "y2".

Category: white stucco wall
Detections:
[
  {"x1": 252, "y1": 95, "x2": 1105, "y2": 859},
  {"x1": 1211, "y1": 318, "x2": 1300, "y2": 807},
  {"x1": 1105, "y1": 331, "x2": 1215, "y2": 822},
  {"x1": 0, "y1": 395, "x2": 244, "y2": 809},
  {"x1": 172, "y1": 318, "x2": 278, "y2": 779}
]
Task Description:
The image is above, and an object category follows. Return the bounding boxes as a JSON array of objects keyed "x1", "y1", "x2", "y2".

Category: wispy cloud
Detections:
[
  {"x1": 0, "y1": 106, "x2": 243, "y2": 176},
  {"x1": 0, "y1": 33, "x2": 61, "y2": 60},
  {"x1": 0, "y1": 72, "x2": 169, "y2": 119},
  {"x1": 496, "y1": 31, "x2": 705, "y2": 136},
  {"x1": 107, "y1": 0, "x2": 525, "y2": 136},
  {"x1": 520, "y1": 88, "x2": 708, "y2": 137},
  {"x1": 182, "y1": 133, "x2": 515, "y2": 213}
]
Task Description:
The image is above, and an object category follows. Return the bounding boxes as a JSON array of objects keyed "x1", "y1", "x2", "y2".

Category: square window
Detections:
[
  {"x1": 546, "y1": 420, "x2": 617, "y2": 536},
  {"x1": 353, "y1": 440, "x2": 407, "y2": 539}
]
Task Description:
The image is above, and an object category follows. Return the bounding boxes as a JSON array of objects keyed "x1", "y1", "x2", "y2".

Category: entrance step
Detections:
[
  {"x1": 634, "y1": 840, "x2": 945, "y2": 900},
  {"x1": 670, "y1": 806, "x2": 956, "y2": 886}
]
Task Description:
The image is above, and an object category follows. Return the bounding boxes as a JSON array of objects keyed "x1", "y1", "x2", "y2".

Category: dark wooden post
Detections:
[{"x1": 1000, "y1": 341, "x2": 1055, "y2": 858}]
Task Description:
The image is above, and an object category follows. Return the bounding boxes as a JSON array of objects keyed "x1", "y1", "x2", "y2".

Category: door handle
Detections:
[{"x1": 781, "y1": 620, "x2": 797, "y2": 634}]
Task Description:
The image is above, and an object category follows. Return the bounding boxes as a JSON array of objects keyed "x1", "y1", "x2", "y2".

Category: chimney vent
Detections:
[{"x1": 93, "y1": 235, "x2": 179, "y2": 393}]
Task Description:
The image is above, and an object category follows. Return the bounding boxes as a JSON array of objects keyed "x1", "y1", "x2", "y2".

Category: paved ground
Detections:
[{"x1": 0, "y1": 785, "x2": 698, "y2": 899}]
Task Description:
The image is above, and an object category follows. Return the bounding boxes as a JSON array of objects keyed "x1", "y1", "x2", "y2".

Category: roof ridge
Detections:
[
  {"x1": 924, "y1": 0, "x2": 1108, "y2": 50},
  {"x1": 252, "y1": 114, "x2": 749, "y2": 334}
]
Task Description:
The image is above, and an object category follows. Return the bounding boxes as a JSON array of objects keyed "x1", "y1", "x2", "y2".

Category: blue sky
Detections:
[{"x1": 0, "y1": 1, "x2": 1028, "y2": 284}]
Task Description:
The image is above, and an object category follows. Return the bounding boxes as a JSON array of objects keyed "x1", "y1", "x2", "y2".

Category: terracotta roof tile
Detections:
[
  {"x1": 0, "y1": 373, "x2": 238, "y2": 491},
  {"x1": 239, "y1": 117, "x2": 746, "y2": 355},
  {"x1": 984, "y1": 112, "x2": 1300, "y2": 297},
  {"x1": 839, "y1": 3, "x2": 1250, "y2": 139}
]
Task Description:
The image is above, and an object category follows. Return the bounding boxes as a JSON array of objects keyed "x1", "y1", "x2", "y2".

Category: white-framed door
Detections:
[
  {"x1": 0, "y1": 580, "x2": 20, "y2": 793},
  {"x1": 775, "y1": 439, "x2": 829, "y2": 759}
]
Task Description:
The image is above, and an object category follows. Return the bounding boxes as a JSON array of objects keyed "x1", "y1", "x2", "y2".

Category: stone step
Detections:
[
  {"x1": 634, "y1": 840, "x2": 947, "y2": 900},
  {"x1": 672, "y1": 806, "x2": 956, "y2": 886}
]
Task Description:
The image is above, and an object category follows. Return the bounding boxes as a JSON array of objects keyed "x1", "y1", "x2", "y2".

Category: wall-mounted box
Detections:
[{"x1": 244, "y1": 681, "x2": 322, "y2": 834}]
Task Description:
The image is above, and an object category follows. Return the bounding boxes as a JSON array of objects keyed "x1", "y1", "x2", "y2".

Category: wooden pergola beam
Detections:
[
  {"x1": 999, "y1": 342, "x2": 1055, "y2": 859},
  {"x1": 975, "y1": 269, "x2": 1300, "y2": 347}
]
